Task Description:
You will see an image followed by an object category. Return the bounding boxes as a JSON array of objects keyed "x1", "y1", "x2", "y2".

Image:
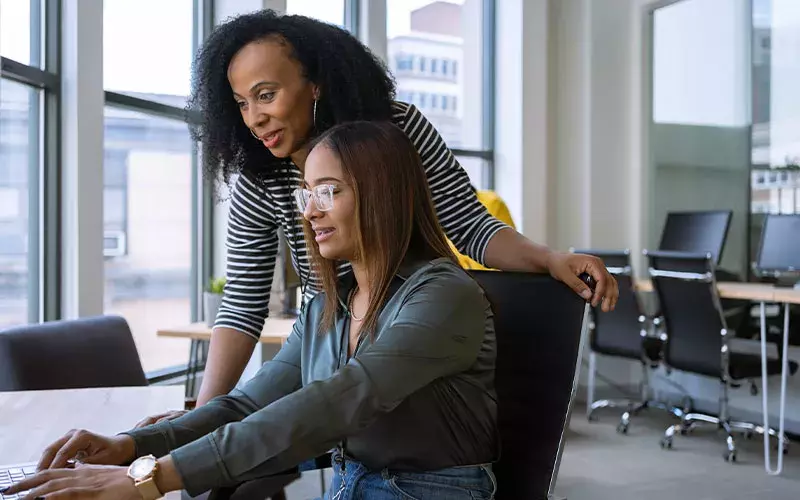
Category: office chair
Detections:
[
  {"x1": 657, "y1": 209, "x2": 750, "y2": 335},
  {"x1": 470, "y1": 270, "x2": 591, "y2": 499},
  {"x1": 571, "y1": 249, "x2": 685, "y2": 434},
  {"x1": 205, "y1": 271, "x2": 592, "y2": 500},
  {"x1": 658, "y1": 210, "x2": 732, "y2": 264},
  {"x1": 646, "y1": 251, "x2": 798, "y2": 462},
  {"x1": 0, "y1": 315, "x2": 147, "y2": 391}
]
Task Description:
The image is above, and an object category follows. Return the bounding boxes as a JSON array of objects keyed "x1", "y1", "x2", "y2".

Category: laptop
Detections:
[{"x1": 0, "y1": 463, "x2": 38, "y2": 500}]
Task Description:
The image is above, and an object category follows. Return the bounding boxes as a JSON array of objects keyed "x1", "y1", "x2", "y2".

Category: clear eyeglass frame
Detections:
[{"x1": 293, "y1": 184, "x2": 336, "y2": 213}]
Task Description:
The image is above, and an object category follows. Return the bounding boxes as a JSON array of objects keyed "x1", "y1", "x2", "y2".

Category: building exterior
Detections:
[{"x1": 387, "y1": 1, "x2": 464, "y2": 146}]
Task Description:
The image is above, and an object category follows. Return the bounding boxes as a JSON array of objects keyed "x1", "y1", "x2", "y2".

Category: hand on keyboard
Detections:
[
  {"x1": 0, "y1": 464, "x2": 141, "y2": 500},
  {"x1": 37, "y1": 429, "x2": 136, "y2": 471}
]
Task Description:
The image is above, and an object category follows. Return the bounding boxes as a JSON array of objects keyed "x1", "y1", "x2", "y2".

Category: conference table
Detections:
[
  {"x1": 0, "y1": 386, "x2": 185, "y2": 499},
  {"x1": 636, "y1": 279, "x2": 800, "y2": 476}
]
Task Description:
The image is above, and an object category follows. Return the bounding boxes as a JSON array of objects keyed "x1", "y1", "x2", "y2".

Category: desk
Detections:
[
  {"x1": 156, "y1": 317, "x2": 296, "y2": 345},
  {"x1": 157, "y1": 318, "x2": 295, "y2": 397},
  {"x1": 636, "y1": 278, "x2": 800, "y2": 475},
  {"x1": 0, "y1": 386, "x2": 184, "y2": 499},
  {"x1": 635, "y1": 279, "x2": 780, "y2": 302}
]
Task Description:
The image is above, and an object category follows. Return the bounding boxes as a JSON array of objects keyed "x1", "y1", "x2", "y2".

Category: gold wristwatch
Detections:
[{"x1": 127, "y1": 455, "x2": 164, "y2": 500}]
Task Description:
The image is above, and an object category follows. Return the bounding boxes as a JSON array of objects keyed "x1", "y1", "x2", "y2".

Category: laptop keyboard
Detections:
[{"x1": 0, "y1": 464, "x2": 37, "y2": 500}]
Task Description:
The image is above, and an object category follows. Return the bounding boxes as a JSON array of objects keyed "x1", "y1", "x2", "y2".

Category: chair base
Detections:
[
  {"x1": 587, "y1": 398, "x2": 687, "y2": 435},
  {"x1": 659, "y1": 412, "x2": 791, "y2": 462}
]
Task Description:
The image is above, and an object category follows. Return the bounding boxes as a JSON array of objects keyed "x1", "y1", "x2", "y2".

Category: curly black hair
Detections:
[{"x1": 187, "y1": 9, "x2": 396, "y2": 187}]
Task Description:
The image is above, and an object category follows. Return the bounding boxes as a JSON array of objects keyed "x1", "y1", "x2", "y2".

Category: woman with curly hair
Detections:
[{"x1": 135, "y1": 9, "x2": 617, "y2": 424}]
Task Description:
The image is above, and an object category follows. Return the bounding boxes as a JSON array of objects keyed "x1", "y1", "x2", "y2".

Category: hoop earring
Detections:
[
  {"x1": 250, "y1": 128, "x2": 259, "y2": 140},
  {"x1": 313, "y1": 99, "x2": 318, "y2": 129}
]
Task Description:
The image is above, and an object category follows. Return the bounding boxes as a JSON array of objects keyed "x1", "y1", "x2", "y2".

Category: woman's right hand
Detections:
[
  {"x1": 133, "y1": 409, "x2": 189, "y2": 429},
  {"x1": 37, "y1": 429, "x2": 136, "y2": 471}
]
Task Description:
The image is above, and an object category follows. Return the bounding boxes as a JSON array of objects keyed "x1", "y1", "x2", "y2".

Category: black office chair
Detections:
[
  {"x1": 470, "y1": 270, "x2": 590, "y2": 499},
  {"x1": 0, "y1": 315, "x2": 147, "y2": 391},
  {"x1": 646, "y1": 251, "x2": 798, "y2": 462},
  {"x1": 656, "y1": 209, "x2": 750, "y2": 337},
  {"x1": 205, "y1": 271, "x2": 591, "y2": 500},
  {"x1": 571, "y1": 249, "x2": 683, "y2": 434}
]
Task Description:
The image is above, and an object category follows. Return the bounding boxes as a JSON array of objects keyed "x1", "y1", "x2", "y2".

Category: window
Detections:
[
  {"x1": 387, "y1": 0, "x2": 493, "y2": 176},
  {"x1": 419, "y1": 92, "x2": 428, "y2": 108},
  {"x1": 0, "y1": 0, "x2": 42, "y2": 67},
  {"x1": 103, "y1": 0, "x2": 194, "y2": 107},
  {"x1": 286, "y1": 0, "x2": 346, "y2": 28},
  {"x1": 0, "y1": 79, "x2": 38, "y2": 329},
  {"x1": 103, "y1": 0, "x2": 199, "y2": 373},
  {"x1": 103, "y1": 108, "x2": 193, "y2": 373},
  {"x1": 396, "y1": 53, "x2": 414, "y2": 72},
  {"x1": 456, "y1": 156, "x2": 488, "y2": 190}
]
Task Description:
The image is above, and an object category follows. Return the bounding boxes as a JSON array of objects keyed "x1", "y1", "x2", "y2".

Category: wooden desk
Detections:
[
  {"x1": 634, "y1": 279, "x2": 786, "y2": 302},
  {"x1": 0, "y1": 386, "x2": 184, "y2": 499},
  {"x1": 157, "y1": 317, "x2": 296, "y2": 345}
]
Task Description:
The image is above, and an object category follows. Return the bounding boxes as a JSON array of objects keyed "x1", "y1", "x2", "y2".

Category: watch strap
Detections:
[{"x1": 135, "y1": 477, "x2": 163, "y2": 500}]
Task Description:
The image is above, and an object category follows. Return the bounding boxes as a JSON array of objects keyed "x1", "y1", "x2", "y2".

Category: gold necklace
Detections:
[{"x1": 348, "y1": 287, "x2": 365, "y2": 322}]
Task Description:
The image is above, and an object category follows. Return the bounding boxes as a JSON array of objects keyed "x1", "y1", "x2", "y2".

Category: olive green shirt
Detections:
[{"x1": 125, "y1": 258, "x2": 498, "y2": 496}]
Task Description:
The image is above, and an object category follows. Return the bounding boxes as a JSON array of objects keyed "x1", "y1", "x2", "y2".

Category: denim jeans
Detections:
[{"x1": 314, "y1": 451, "x2": 497, "y2": 500}]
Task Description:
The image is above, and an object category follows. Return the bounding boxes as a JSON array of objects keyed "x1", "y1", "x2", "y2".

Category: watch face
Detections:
[{"x1": 129, "y1": 456, "x2": 157, "y2": 480}]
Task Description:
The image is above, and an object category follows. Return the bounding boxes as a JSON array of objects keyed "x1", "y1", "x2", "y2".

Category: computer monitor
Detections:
[
  {"x1": 658, "y1": 210, "x2": 732, "y2": 265},
  {"x1": 756, "y1": 215, "x2": 800, "y2": 286}
]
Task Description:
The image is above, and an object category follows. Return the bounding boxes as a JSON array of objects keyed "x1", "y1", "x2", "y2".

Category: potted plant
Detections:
[{"x1": 204, "y1": 277, "x2": 226, "y2": 328}]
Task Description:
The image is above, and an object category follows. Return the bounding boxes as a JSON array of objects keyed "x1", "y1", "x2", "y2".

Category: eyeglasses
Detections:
[{"x1": 293, "y1": 184, "x2": 336, "y2": 213}]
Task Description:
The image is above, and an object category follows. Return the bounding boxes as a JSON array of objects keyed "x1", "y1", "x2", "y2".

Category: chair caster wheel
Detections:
[
  {"x1": 587, "y1": 414, "x2": 597, "y2": 422},
  {"x1": 775, "y1": 442, "x2": 789, "y2": 454},
  {"x1": 616, "y1": 423, "x2": 629, "y2": 435},
  {"x1": 724, "y1": 451, "x2": 737, "y2": 463},
  {"x1": 660, "y1": 437, "x2": 672, "y2": 449}
]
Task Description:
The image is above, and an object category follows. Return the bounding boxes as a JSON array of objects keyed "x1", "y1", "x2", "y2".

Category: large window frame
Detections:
[
  {"x1": 1, "y1": 0, "x2": 61, "y2": 323},
  {"x1": 101, "y1": 0, "x2": 214, "y2": 382}
]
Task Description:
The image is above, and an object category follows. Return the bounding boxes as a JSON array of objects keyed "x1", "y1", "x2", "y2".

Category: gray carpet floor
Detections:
[{"x1": 283, "y1": 404, "x2": 800, "y2": 499}]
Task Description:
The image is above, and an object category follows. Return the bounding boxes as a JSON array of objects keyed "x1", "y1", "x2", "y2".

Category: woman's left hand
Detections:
[
  {"x1": 546, "y1": 252, "x2": 618, "y2": 312},
  {"x1": 2, "y1": 464, "x2": 140, "y2": 500}
]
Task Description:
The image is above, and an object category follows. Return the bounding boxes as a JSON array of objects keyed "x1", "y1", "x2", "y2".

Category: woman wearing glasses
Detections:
[
  {"x1": 137, "y1": 9, "x2": 617, "y2": 425},
  {"x1": 11, "y1": 122, "x2": 498, "y2": 499}
]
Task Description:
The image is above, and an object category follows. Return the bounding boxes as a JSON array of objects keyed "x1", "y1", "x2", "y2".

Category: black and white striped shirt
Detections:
[{"x1": 215, "y1": 101, "x2": 509, "y2": 339}]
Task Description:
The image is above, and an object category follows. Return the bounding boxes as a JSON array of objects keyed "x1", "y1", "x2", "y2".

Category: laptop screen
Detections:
[{"x1": 757, "y1": 214, "x2": 800, "y2": 273}]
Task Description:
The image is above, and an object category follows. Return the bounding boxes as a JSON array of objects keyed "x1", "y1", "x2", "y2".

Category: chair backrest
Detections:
[
  {"x1": 646, "y1": 251, "x2": 727, "y2": 378},
  {"x1": 469, "y1": 271, "x2": 589, "y2": 500},
  {"x1": 0, "y1": 315, "x2": 147, "y2": 391},
  {"x1": 658, "y1": 210, "x2": 732, "y2": 265},
  {"x1": 571, "y1": 249, "x2": 646, "y2": 360}
]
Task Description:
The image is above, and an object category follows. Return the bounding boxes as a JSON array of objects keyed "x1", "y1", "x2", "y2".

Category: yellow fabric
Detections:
[{"x1": 449, "y1": 190, "x2": 516, "y2": 271}]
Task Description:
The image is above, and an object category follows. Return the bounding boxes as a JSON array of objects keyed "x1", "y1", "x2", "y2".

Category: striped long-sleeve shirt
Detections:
[{"x1": 215, "y1": 101, "x2": 510, "y2": 339}]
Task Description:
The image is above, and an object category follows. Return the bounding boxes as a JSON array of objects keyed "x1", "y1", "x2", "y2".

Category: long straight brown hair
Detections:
[{"x1": 302, "y1": 121, "x2": 457, "y2": 335}]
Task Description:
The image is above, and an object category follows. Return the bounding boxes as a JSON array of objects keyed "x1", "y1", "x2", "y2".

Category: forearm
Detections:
[
  {"x1": 196, "y1": 327, "x2": 258, "y2": 406},
  {"x1": 483, "y1": 227, "x2": 554, "y2": 272},
  {"x1": 155, "y1": 455, "x2": 185, "y2": 495}
]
